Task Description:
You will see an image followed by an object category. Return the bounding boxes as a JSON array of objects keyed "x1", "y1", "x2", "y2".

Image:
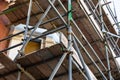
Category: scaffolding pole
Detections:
[
  {"x1": 73, "y1": 37, "x2": 93, "y2": 80},
  {"x1": 48, "y1": 53, "x2": 67, "y2": 80},
  {"x1": 22, "y1": 0, "x2": 33, "y2": 54},
  {"x1": 17, "y1": 71, "x2": 21, "y2": 80},
  {"x1": 105, "y1": 42, "x2": 113, "y2": 80},
  {"x1": 72, "y1": 59, "x2": 88, "y2": 80},
  {"x1": 68, "y1": 0, "x2": 73, "y2": 80},
  {"x1": 17, "y1": 64, "x2": 36, "y2": 80}
]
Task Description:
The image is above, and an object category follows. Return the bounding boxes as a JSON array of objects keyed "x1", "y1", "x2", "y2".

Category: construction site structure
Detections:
[{"x1": 0, "y1": 0, "x2": 120, "y2": 80}]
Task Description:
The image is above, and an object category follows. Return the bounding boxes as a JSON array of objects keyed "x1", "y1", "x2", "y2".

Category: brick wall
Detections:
[
  {"x1": 0, "y1": 0, "x2": 12, "y2": 51},
  {"x1": 0, "y1": 20, "x2": 9, "y2": 51}
]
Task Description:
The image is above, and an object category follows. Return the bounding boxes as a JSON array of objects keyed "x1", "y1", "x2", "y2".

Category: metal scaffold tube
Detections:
[
  {"x1": 68, "y1": 0, "x2": 73, "y2": 80},
  {"x1": 48, "y1": 0, "x2": 67, "y2": 25},
  {"x1": 20, "y1": 0, "x2": 33, "y2": 55},
  {"x1": 99, "y1": 0, "x2": 104, "y2": 30},
  {"x1": 72, "y1": 59, "x2": 88, "y2": 80},
  {"x1": 48, "y1": 53, "x2": 67, "y2": 80},
  {"x1": 69, "y1": 54, "x2": 72, "y2": 80},
  {"x1": 24, "y1": 0, "x2": 32, "y2": 45},
  {"x1": 17, "y1": 71, "x2": 21, "y2": 80},
  {"x1": 105, "y1": 42, "x2": 113, "y2": 80},
  {"x1": 72, "y1": 37, "x2": 93, "y2": 80},
  {"x1": 17, "y1": 64, "x2": 36, "y2": 80},
  {"x1": 106, "y1": 39, "x2": 120, "y2": 72}
]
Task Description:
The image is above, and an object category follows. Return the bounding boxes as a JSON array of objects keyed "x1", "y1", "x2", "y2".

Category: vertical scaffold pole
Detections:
[
  {"x1": 99, "y1": 1, "x2": 109, "y2": 80},
  {"x1": 68, "y1": 0, "x2": 72, "y2": 80},
  {"x1": 20, "y1": 0, "x2": 33, "y2": 55},
  {"x1": 105, "y1": 42, "x2": 113, "y2": 80}
]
